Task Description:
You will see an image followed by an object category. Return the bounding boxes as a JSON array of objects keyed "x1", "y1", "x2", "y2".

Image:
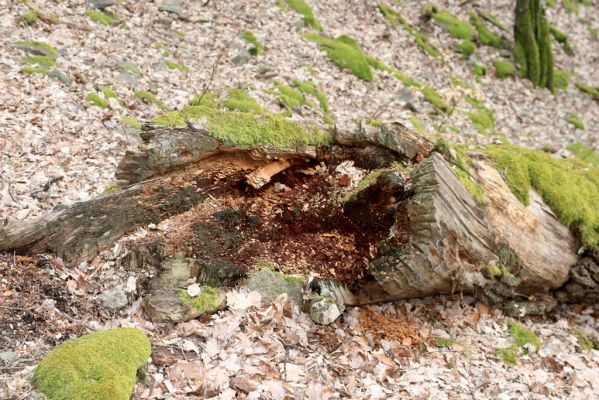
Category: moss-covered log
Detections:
[
  {"x1": 513, "y1": 0, "x2": 554, "y2": 91},
  {"x1": 1, "y1": 110, "x2": 597, "y2": 306}
]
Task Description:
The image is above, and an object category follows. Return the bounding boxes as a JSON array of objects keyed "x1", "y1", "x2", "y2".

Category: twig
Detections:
[
  {"x1": 24, "y1": 1, "x2": 93, "y2": 31},
  {"x1": 0, "y1": 305, "x2": 35, "y2": 311},
  {"x1": 196, "y1": 29, "x2": 241, "y2": 105},
  {"x1": 435, "y1": 99, "x2": 456, "y2": 133}
]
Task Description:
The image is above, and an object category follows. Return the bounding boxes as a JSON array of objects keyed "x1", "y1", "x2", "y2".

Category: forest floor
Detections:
[{"x1": 0, "y1": 0, "x2": 598, "y2": 399}]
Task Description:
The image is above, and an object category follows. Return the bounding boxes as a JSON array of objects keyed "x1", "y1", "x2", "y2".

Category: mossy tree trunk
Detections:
[{"x1": 513, "y1": 0, "x2": 554, "y2": 92}]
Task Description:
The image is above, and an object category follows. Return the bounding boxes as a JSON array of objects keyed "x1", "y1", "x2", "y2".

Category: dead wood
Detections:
[{"x1": 0, "y1": 119, "x2": 593, "y2": 304}]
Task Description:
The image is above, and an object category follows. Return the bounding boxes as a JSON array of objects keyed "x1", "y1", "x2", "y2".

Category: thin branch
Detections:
[{"x1": 196, "y1": 29, "x2": 241, "y2": 105}]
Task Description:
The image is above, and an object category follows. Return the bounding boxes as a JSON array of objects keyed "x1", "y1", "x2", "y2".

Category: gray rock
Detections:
[
  {"x1": 144, "y1": 289, "x2": 200, "y2": 323},
  {"x1": 231, "y1": 49, "x2": 251, "y2": 66},
  {"x1": 47, "y1": 70, "x2": 72, "y2": 85},
  {"x1": 102, "y1": 286, "x2": 128, "y2": 310},
  {"x1": 144, "y1": 287, "x2": 225, "y2": 323},
  {"x1": 159, "y1": 0, "x2": 183, "y2": 16},
  {"x1": 14, "y1": 43, "x2": 59, "y2": 58},
  {"x1": 247, "y1": 268, "x2": 304, "y2": 305},
  {"x1": 0, "y1": 351, "x2": 18, "y2": 364},
  {"x1": 309, "y1": 298, "x2": 342, "y2": 325},
  {"x1": 89, "y1": 0, "x2": 115, "y2": 9},
  {"x1": 116, "y1": 72, "x2": 139, "y2": 85}
]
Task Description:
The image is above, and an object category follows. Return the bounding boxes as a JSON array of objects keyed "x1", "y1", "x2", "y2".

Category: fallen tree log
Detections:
[{"x1": 1, "y1": 111, "x2": 597, "y2": 308}]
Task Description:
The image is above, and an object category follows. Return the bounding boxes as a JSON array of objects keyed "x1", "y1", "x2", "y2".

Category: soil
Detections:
[{"x1": 0, "y1": 254, "x2": 96, "y2": 359}]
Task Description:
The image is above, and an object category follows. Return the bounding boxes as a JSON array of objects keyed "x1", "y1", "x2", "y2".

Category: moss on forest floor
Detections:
[
  {"x1": 32, "y1": 328, "x2": 151, "y2": 400},
  {"x1": 284, "y1": 0, "x2": 323, "y2": 31}
]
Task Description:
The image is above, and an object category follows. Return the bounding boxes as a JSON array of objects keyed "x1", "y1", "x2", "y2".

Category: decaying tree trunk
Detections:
[{"x1": 0, "y1": 120, "x2": 596, "y2": 309}]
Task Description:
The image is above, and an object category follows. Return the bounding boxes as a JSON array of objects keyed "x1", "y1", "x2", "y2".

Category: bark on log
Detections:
[
  {"x1": 0, "y1": 120, "x2": 592, "y2": 305},
  {"x1": 0, "y1": 128, "x2": 314, "y2": 260}
]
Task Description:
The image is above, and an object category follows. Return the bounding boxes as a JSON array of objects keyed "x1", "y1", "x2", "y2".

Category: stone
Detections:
[
  {"x1": 230, "y1": 43, "x2": 251, "y2": 66},
  {"x1": 309, "y1": 298, "x2": 342, "y2": 325},
  {"x1": 159, "y1": 0, "x2": 183, "y2": 16},
  {"x1": 0, "y1": 351, "x2": 18, "y2": 364},
  {"x1": 89, "y1": 0, "x2": 115, "y2": 9},
  {"x1": 144, "y1": 289, "x2": 201, "y2": 323},
  {"x1": 247, "y1": 268, "x2": 304, "y2": 305},
  {"x1": 102, "y1": 286, "x2": 128, "y2": 310}
]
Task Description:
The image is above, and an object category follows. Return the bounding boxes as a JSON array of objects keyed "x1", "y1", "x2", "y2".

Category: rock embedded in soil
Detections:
[
  {"x1": 309, "y1": 297, "x2": 342, "y2": 325},
  {"x1": 247, "y1": 268, "x2": 304, "y2": 305},
  {"x1": 101, "y1": 286, "x2": 128, "y2": 311}
]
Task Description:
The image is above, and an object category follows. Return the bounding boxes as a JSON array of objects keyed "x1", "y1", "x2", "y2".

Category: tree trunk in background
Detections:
[{"x1": 513, "y1": 0, "x2": 554, "y2": 92}]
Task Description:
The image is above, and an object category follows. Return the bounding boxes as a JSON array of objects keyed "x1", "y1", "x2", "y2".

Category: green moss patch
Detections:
[
  {"x1": 188, "y1": 92, "x2": 218, "y2": 107},
  {"x1": 409, "y1": 115, "x2": 426, "y2": 136},
  {"x1": 23, "y1": 55, "x2": 56, "y2": 68},
  {"x1": 377, "y1": 3, "x2": 440, "y2": 58},
  {"x1": 14, "y1": 40, "x2": 59, "y2": 58},
  {"x1": 134, "y1": 91, "x2": 169, "y2": 111},
  {"x1": 22, "y1": 10, "x2": 38, "y2": 25},
  {"x1": 102, "y1": 184, "x2": 120, "y2": 194},
  {"x1": 469, "y1": 12, "x2": 501, "y2": 48},
  {"x1": 483, "y1": 143, "x2": 599, "y2": 250},
  {"x1": 554, "y1": 69, "x2": 569, "y2": 90},
  {"x1": 32, "y1": 328, "x2": 150, "y2": 400},
  {"x1": 86, "y1": 93, "x2": 109, "y2": 109},
  {"x1": 275, "y1": 82, "x2": 315, "y2": 110},
  {"x1": 293, "y1": 80, "x2": 329, "y2": 113},
  {"x1": 473, "y1": 63, "x2": 486, "y2": 79},
  {"x1": 165, "y1": 59, "x2": 189, "y2": 73},
  {"x1": 221, "y1": 88, "x2": 266, "y2": 114},
  {"x1": 454, "y1": 39, "x2": 476, "y2": 58},
  {"x1": 563, "y1": 0, "x2": 579, "y2": 15},
  {"x1": 573, "y1": 327, "x2": 598, "y2": 350},
  {"x1": 84, "y1": 9, "x2": 114, "y2": 26},
  {"x1": 285, "y1": 0, "x2": 323, "y2": 31},
  {"x1": 566, "y1": 113, "x2": 585, "y2": 130},
  {"x1": 432, "y1": 9, "x2": 474, "y2": 40},
  {"x1": 436, "y1": 337, "x2": 457, "y2": 348},
  {"x1": 550, "y1": 26, "x2": 575, "y2": 56},
  {"x1": 153, "y1": 106, "x2": 330, "y2": 149},
  {"x1": 496, "y1": 345, "x2": 518, "y2": 365},
  {"x1": 567, "y1": 143, "x2": 599, "y2": 166},
  {"x1": 509, "y1": 322, "x2": 541, "y2": 351},
  {"x1": 119, "y1": 62, "x2": 142, "y2": 76},
  {"x1": 120, "y1": 115, "x2": 141, "y2": 130},
  {"x1": 477, "y1": 11, "x2": 508, "y2": 32},
  {"x1": 99, "y1": 87, "x2": 124, "y2": 106},
  {"x1": 575, "y1": 82, "x2": 599, "y2": 99},
  {"x1": 178, "y1": 286, "x2": 223, "y2": 314},
  {"x1": 465, "y1": 97, "x2": 494, "y2": 136},
  {"x1": 19, "y1": 66, "x2": 50, "y2": 76},
  {"x1": 305, "y1": 33, "x2": 373, "y2": 81},
  {"x1": 241, "y1": 31, "x2": 264, "y2": 56},
  {"x1": 422, "y1": 86, "x2": 449, "y2": 113},
  {"x1": 493, "y1": 60, "x2": 514, "y2": 79},
  {"x1": 436, "y1": 139, "x2": 485, "y2": 204}
]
